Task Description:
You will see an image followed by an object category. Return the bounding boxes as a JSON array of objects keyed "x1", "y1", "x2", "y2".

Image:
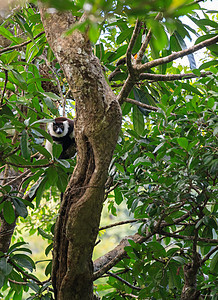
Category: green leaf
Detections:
[
  {"x1": 45, "y1": 243, "x2": 53, "y2": 256},
  {"x1": 114, "y1": 187, "x2": 123, "y2": 205},
  {"x1": 35, "y1": 177, "x2": 48, "y2": 207},
  {"x1": 45, "y1": 261, "x2": 52, "y2": 277},
  {"x1": 52, "y1": 143, "x2": 63, "y2": 159},
  {"x1": 95, "y1": 43, "x2": 104, "y2": 61},
  {"x1": 116, "y1": 27, "x2": 133, "y2": 44},
  {"x1": 21, "y1": 130, "x2": 31, "y2": 160},
  {"x1": 133, "y1": 105, "x2": 144, "y2": 135},
  {"x1": 0, "y1": 27, "x2": 21, "y2": 43},
  {"x1": 12, "y1": 198, "x2": 28, "y2": 218},
  {"x1": 177, "y1": 137, "x2": 188, "y2": 150},
  {"x1": 210, "y1": 252, "x2": 218, "y2": 274},
  {"x1": 0, "y1": 271, "x2": 5, "y2": 289},
  {"x1": 88, "y1": 23, "x2": 101, "y2": 43},
  {"x1": 56, "y1": 159, "x2": 71, "y2": 169},
  {"x1": 3, "y1": 201, "x2": 15, "y2": 224},
  {"x1": 174, "y1": 31, "x2": 196, "y2": 69},
  {"x1": 8, "y1": 242, "x2": 28, "y2": 254},
  {"x1": 38, "y1": 228, "x2": 53, "y2": 241},
  {"x1": 33, "y1": 144, "x2": 52, "y2": 159},
  {"x1": 56, "y1": 169, "x2": 68, "y2": 192},
  {"x1": 0, "y1": 257, "x2": 13, "y2": 276},
  {"x1": 12, "y1": 254, "x2": 35, "y2": 272}
]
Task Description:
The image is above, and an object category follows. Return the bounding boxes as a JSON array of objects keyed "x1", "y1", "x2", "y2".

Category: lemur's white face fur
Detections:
[{"x1": 48, "y1": 120, "x2": 69, "y2": 138}]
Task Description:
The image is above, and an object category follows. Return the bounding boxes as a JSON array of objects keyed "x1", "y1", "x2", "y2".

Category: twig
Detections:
[
  {"x1": 99, "y1": 218, "x2": 147, "y2": 231},
  {"x1": 2, "y1": 169, "x2": 31, "y2": 187},
  {"x1": 0, "y1": 31, "x2": 45, "y2": 54},
  {"x1": 160, "y1": 230, "x2": 218, "y2": 244},
  {"x1": 136, "y1": 12, "x2": 162, "y2": 64},
  {"x1": 8, "y1": 278, "x2": 27, "y2": 285},
  {"x1": 0, "y1": 69, "x2": 8, "y2": 106},
  {"x1": 4, "y1": 160, "x2": 54, "y2": 169},
  {"x1": 2, "y1": 146, "x2": 20, "y2": 160},
  {"x1": 201, "y1": 245, "x2": 218, "y2": 265},
  {"x1": 125, "y1": 97, "x2": 157, "y2": 111},
  {"x1": 137, "y1": 35, "x2": 218, "y2": 72},
  {"x1": 107, "y1": 271, "x2": 142, "y2": 290},
  {"x1": 139, "y1": 71, "x2": 212, "y2": 82},
  {"x1": 126, "y1": 19, "x2": 141, "y2": 74},
  {"x1": 8, "y1": 258, "x2": 41, "y2": 284}
]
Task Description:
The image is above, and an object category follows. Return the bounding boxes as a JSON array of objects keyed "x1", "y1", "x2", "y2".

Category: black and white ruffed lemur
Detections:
[{"x1": 45, "y1": 117, "x2": 76, "y2": 159}]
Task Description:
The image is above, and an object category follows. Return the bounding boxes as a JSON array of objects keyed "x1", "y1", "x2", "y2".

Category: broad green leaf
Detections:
[
  {"x1": 45, "y1": 261, "x2": 52, "y2": 277},
  {"x1": 177, "y1": 137, "x2": 188, "y2": 150},
  {"x1": 12, "y1": 198, "x2": 28, "y2": 218},
  {"x1": 45, "y1": 243, "x2": 53, "y2": 256},
  {"x1": 21, "y1": 129, "x2": 31, "y2": 160},
  {"x1": 0, "y1": 257, "x2": 13, "y2": 276},
  {"x1": 88, "y1": 23, "x2": 101, "y2": 43},
  {"x1": 114, "y1": 187, "x2": 123, "y2": 205},
  {"x1": 8, "y1": 242, "x2": 28, "y2": 254},
  {"x1": 133, "y1": 105, "x2": 144, "y2": 135},
  {"x1": 210, "y1": 252, "x2": 218, "y2": 274},
  {"x1": 35, "y1": 177, "x2": 48, "y2": 207},
  {"x1": 3, "y1": 201, "x2": 15, "y2": 224},
  {"x1": 56, "y1": 168, "x2": 68, "y2": 192},
  {"x1": 12, "y1": 254, "x2": 35, "y2": 272},
  {"x1": 38, "y1": 227, "x2": 53, "y2": 240}
]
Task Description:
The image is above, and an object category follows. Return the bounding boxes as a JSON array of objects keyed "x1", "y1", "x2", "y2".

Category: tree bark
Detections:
[{"x1": 40, "y1": 7, "x2": 122, "y2": 300}]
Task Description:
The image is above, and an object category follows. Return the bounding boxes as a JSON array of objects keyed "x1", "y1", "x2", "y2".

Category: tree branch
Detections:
[
  {"x1": 0, "y1": 69, "x2": 8, "y2": 106},
  {"x1": 136, "y1": 35, "x2": 218, "y2": 72},
  {"x1": 136, "y1": 12, "x2": 162, "y2": 64},
  {"x1": 93, "y1": 233, "x2": 152, "y2": 280},
  {"x1": 124, "y1": 97, "x2": 158, "y2": 111},
  {"x1": 139, "y1": 71, "x2": 212, "y2": 82},
  {"x1": 160, "y1": 230, "x2": 218, "y2": 244},
  {"x1": 0, "y1": 31, "x2": 45, "y2": 54},
  {"x1": 126, "y1": 19, "x2": 141, "y2": 74},
  {"x1": 107, "y1": 271, "x2": 142, "y2": 290},
  {"x1": 99, "y1": 218, "x2": 148, "y2": 231},
  {"x1": 201, "y1": 245, "x2": 218, "y2": 265},
  {"x1": 93, "y1": 212, "x2": 194, "y2": 279}
]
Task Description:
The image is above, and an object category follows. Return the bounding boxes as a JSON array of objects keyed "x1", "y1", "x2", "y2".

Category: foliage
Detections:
[{"x1": 0, "y1": 0, "x2": 217, "y2": 299}]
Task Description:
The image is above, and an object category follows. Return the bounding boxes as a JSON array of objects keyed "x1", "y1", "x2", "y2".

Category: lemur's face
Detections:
[
  {"x1": 53, "y1": 122, "x2": 65, "y2": 135},
  {"x1": 48, "y1": 120, "x2": 69, "y2": 138}
]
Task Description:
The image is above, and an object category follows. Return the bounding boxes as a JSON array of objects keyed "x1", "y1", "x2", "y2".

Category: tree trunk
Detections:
[{"x1": 40, "y1": 8, "x2": 122, "y2": 300}]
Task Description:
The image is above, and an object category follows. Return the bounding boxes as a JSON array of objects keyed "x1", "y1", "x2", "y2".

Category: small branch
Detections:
[
  {"x1": 136, "y1": 12, "x2": 162, "y2": 64},
  {"x1": 107, "y1": 271, "x2": 142, "y2": 290},
  {"x1": 8, "y1": 278, "x2": 27, "y2": 285},
  {"x1": 9, "y1": 258, "x2": 41, "y2": 284},
  {"x1": 2, "y1": 146, "x2": 20, "y2": 160},
  {"x1": 126, "y1": 19, "x2": 141, "y2": 74},
  {"x1": 94, "y1": 212, "x2": 191, "y2": 279},
  {"x1": 0, "y1": 69, "x2": 8, "y2": 106},
  {"x1": 120, "y1": 293, "x2": 138, "y2": 299},
  {"x1": 41, "y1": 55, "x2": 65, "y2": 115},
  {"x1": 99, "y1": 218, "x2": 147, "y2": 231},
  {"x1": 137, "y1": 35, "x2": 218, "y2": 72},
  {"x1": 2, "y1": 170, "x2": 31, "y2": 187},
  {"x1": 0, "y1": 31, "x2": 45, "y2": 54},
  {"x1": 117, "y1": 75, "x2": 137, "y2": 104},
  {"x1": 125, "y1": 97, "x2": 158, "y2": 111},
  {"x1": 160, "y1": 230, "x2": 218, "y2": 244},
  {"x1": 3, "y1": 160, "x2": 54, "y2": 169},
  {"x1": 93, "y1": 233, "x2": 153, "y2": 280},
  {"x1": 139, "y1": 71, "x2": 212, "y2": 82},
  {"x1": 201, "y1": 245, "x2": 218, "y2": 265}
]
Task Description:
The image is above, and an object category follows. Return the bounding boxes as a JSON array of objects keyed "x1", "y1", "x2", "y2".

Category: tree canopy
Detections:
[{"x1": 0, "y1": 0, "x2": 217, "y2": 299}]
